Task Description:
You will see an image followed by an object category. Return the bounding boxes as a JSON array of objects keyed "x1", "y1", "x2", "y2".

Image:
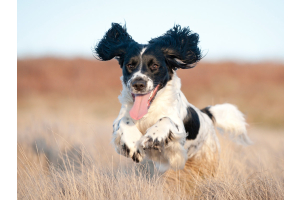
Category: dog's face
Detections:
[
  {"x1": 95, "y1": 23, "x2": 202, "y2": 120},
  {"x1": 122, "y1": 45, "x2": 173, "y2": 94}
]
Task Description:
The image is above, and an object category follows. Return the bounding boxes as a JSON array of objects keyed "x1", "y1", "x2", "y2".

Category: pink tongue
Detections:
[{"x1": 129, "y1": 93, "x2": 151, "y2": 120}]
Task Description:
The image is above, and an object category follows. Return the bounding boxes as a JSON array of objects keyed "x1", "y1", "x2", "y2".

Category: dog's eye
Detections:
[
  {"x1": 127, "y1": 64, "x2": 135, "y2": 70},
  {"x1": 150, "y1": 64, "x2": 159, "y2": 70}
]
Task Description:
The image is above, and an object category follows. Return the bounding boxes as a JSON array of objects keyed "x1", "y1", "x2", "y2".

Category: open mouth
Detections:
[{"x1": 129, "y1": 84, "x2": 160, "y2": 120}]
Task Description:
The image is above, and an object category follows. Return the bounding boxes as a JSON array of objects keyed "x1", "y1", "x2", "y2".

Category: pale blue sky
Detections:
[{"x1": 17, "y1": 0, "x2": 283, "y2": 61}]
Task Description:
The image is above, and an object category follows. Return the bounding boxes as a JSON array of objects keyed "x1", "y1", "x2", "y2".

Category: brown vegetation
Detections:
[{"x1": 18, "y1": 58, "x2": 283, "y2": 127}]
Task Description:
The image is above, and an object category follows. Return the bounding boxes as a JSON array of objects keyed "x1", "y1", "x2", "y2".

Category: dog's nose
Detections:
[{"x1": 132, "y1": 79, "x2": 147, "y2": 91}]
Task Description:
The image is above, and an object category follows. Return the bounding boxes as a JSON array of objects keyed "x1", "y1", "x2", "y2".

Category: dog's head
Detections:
[{"x1": 95, "y1": 23, "x2": 202, "y2": 120}]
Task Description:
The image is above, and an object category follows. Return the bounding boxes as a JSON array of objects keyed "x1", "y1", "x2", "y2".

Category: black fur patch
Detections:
[
  {"x1": 132, "y1": 150, "x2": 141, "y2": 163},
  {"x1": 94, "y1": 23, "x2": 139, "y2": 65},
  {"x1": 168, "y1": 130, "x2": 174, "y2": 141},
  {"x1": 164, "y1": 130, "x2": 174, "y2": 146},
  {"x1": 201, "y1": 106, "x2": 215, "y2": 123},
  {"x1": 153, "y1": 138, "x2": 163, "y2": 151},
  {"x1": 122, "y1": 144, "x2": 130, "y2": 157},
  {"x1": 132, "y1": 153, "x2": 139, "y2": 162},
  {"x1": 148, "y1": 25, "x2": 202, "y2": 70},
  {"x1": 184, "y1": 106, "x2": 200, "y2": 140}
]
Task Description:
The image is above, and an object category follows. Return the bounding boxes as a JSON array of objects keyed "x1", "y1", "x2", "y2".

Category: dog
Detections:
[{"x1": 94, "y1": 23, "x2": 251, "y2": 173}]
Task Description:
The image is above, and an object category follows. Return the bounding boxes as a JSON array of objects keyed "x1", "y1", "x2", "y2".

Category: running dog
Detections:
[{"x1": 94, "y1": 23, "x2": 251, "y2": 173}]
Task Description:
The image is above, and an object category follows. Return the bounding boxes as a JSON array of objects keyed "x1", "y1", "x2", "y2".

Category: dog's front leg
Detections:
[
  {"x1": 138, "y1": 117, "x2": 187, "y2": 171},
  {"x1": 112, "y1": 117, "x2": 144, "y2": 163}
]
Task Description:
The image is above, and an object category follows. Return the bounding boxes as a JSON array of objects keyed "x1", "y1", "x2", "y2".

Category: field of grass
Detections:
[{"x1": 18, "y1": 58, "x2": 284, "y2": 199}]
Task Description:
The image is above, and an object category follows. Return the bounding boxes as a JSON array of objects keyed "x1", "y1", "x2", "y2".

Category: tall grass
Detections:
[{"x1": 18, "y1": 116, "x2": 283, "y2": 199}]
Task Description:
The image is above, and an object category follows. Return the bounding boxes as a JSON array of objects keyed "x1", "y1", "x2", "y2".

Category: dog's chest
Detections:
[
  {"x1": 135, "y1": 112, "x2": 163, "y2": 135},
  {"x1": 133, "y1": 100, "x2": 179, "y2": 134}
]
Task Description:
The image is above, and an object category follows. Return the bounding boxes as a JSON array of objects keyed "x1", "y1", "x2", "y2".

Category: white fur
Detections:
[
  {"x1": 112, "y1": 72, "x2": 250, "y2": 172},
  {"x1": 209, "y1": 103, "x2": 252, "y2": 145}
]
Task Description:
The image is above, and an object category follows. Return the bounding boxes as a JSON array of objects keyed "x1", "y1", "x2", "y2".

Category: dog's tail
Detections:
[{"x1": 202, "y1": 103, "x2": 252, "y2": 145}]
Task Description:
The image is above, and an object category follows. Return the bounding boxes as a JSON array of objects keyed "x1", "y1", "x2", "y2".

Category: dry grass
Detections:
[
  {"x1": 17, "y1": 58, "x2": 284, "y2": 199},
  {"x1": 17, "y1": 100, "x2": 283, "y2": 199}
]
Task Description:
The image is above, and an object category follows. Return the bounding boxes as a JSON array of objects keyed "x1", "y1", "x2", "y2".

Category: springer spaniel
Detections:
[{"x1": 94, "y1": 23, "x2": 251, "y2": 173}]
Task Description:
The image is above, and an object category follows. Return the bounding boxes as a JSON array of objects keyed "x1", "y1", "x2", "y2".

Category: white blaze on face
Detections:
[{"x1": 140, "y1": 47, "x2": 146, "y2": 55}]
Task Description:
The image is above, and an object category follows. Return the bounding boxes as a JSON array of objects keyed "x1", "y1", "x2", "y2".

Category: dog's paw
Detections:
[
  {"x1": 131, "y1": 149, "x2": 143, "y2": 163},
  {"x1": 114, "y1": 130, "x2": 144, "y2": 163},
  {"x1": 112, "y1": 118, "x2": 144, "y2": 163},
  {"x1": 120, "y1": 142, "x2": 143, "y2": 163},
  {"x1": 140, "y1": 130, "x2": 174, "y2": 152},
  {"x1": 140, "y1": 136, "x2": 162, "y2": 152}
]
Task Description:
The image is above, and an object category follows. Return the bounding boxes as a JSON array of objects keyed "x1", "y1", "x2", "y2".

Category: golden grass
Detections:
[{"x1": 18, "y1": 100, "x2": 283, "y2": 199}]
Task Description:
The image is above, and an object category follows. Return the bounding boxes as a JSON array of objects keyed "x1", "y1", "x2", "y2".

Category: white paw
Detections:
[
  {"x1": 140, "y1": 118, "x2": 176, "y2": 152},
  {"x1": 113, "y1": 117, "x2": 144, "y2": 163}
]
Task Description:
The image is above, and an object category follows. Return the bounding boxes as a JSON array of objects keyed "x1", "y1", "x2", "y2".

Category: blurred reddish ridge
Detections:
[{"x1": 17, "y1": 58, "x2": 284, "y2": 127}]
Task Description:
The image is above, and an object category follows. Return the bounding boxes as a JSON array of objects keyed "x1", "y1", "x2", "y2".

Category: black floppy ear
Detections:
[
  {"x1": 94, "y1": 23, "x2": 136, "y2": 66},
  {"x1": 149, "y1": 25, "x2": 202, "y2": 69}
]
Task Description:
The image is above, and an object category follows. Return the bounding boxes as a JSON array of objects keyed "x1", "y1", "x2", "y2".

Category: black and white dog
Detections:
[{"x1": 95, "y1": 23, "x2": 251, "y2": 173}]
